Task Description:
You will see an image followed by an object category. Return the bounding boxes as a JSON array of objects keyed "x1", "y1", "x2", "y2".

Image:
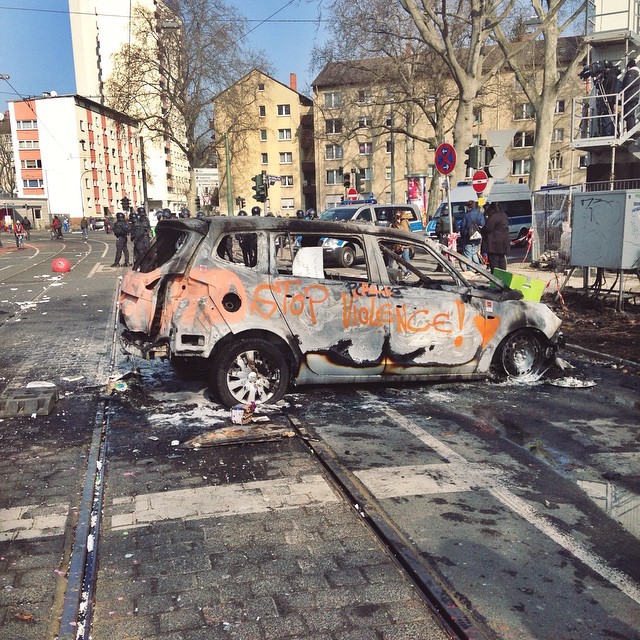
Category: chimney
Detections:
[{"x1": 289, "y1": 73, "x2": 297, "y2": 92}]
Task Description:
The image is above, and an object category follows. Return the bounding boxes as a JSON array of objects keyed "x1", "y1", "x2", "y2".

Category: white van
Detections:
[{"x1": 426, "y1": 181, "x2": 532, "y2": 240}]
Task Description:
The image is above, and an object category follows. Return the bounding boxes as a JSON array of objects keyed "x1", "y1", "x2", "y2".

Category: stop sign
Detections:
[
  {"x1": 346, "y1": 188, "x2": 358, "y2": 201},
  {"x1": 471, "y1": 170, "x2": 489, "y2": 193}
]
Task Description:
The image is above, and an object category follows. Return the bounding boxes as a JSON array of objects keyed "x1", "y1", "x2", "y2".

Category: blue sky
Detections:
[{"x1": 0, "y1": 0, "x2": 327, "y2": 113}]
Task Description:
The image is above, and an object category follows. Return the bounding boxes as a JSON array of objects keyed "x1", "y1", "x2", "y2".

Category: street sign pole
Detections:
[{"x1": 434, "y1": 143, "x2": 458, "y2": 253}]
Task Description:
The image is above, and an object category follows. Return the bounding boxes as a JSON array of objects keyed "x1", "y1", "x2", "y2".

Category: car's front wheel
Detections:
[
  {"x1": 212, "y1": 338, "x2": 290, "y2": 407},
  {"x1": 494, "y1": 330, "x2": 547, "y2": 380},
  {"x1": 339, "y1": 245, "x2": 356, "y2": 268}
]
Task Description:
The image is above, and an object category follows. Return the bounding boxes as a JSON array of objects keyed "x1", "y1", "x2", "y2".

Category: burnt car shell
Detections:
[{"x1": 118, "y1": 216, "x2": 563, "y2": 406}]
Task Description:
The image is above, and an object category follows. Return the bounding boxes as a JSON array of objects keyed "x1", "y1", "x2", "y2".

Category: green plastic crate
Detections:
[{"x1": 493, "y1": 268, "x2": 545, "y2": 302}]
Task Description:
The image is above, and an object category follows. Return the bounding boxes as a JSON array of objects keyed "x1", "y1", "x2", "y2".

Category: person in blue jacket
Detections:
[{"x1": 459, "y1": 200, "x2": 485, "y2": 266}]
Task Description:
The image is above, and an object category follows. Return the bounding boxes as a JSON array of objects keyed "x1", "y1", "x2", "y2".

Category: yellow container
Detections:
[{"x1": 493, "y1": 269, "x2": 545, "y2": 302}]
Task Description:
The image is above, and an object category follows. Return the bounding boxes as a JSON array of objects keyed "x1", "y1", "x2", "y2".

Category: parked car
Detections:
[
  {"x1": 118, "y1": 217, "x2": 563, "y2": 407},
  {"x1": 318, "y1": 201, "x2": 423, "y2": 266}
]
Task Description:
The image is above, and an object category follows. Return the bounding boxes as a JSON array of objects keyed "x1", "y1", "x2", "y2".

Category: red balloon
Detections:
[{"x1": 52, "y1": 258, "x2": 71, "y2": 273}]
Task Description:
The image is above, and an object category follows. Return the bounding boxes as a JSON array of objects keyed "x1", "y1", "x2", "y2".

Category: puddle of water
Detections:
[{"x1": 578, "y1": 478, "x2": 640, "y2": 540}]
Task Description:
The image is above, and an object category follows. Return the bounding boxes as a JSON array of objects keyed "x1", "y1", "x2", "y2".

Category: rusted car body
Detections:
[{"x1": 118, "y1": 217, "x2": 562, "y2": 406}]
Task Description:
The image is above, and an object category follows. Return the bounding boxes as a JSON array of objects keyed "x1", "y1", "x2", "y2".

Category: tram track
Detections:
[
  {"x1": 56, "y1": 276, "x2": 122, "y2": 640},
  {"x1": 287, "y1": 413, "x2": 493, "y2": 640}
]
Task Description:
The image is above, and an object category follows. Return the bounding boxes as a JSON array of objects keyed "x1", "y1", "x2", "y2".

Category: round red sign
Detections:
[
  {"x1": 435, "y1": 143, "x2": 456, "y2": 175},
  {"x1": 347, "y1": 188, "x2": 358, "y2": 201},
  {"x1": 471, "y1": 170, "x2": 489, "y2": 193}
]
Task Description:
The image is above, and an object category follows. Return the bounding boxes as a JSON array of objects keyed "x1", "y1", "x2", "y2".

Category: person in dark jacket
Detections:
[
  {"x1": 481, "y1": 202, "x2": 510, "y2": 273},
  {"x1": 111, "y1": 212, "x2": 130, "y2": 267}
]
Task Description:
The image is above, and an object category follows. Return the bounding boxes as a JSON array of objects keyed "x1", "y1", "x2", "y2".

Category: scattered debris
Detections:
[
  {"x1": 547, "y1": 377, "x2": 596, "y2": 388},
  {"x1": 231, "y1": 402, "x2": 256, "y2": 424},
  {"x1": 62, "y1": 375, "x2": 85, "y2": 382},
  {"x1": 183, "y1": 422, "x2": 295, "y2": 448},
  {"x1": 0, "y1": 386, "x2": 58, "y2": 417},
  {"x1": 14, "y1": 612, "x2": 34, "y2": 622}
]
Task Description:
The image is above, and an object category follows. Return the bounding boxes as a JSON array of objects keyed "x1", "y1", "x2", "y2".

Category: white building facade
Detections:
[
  {"x1": 8, "y1": 94, "x2": 142, "y2": 225},
  {"x1": 68, "y1": 0, "x2": 190, "y2": 212}
]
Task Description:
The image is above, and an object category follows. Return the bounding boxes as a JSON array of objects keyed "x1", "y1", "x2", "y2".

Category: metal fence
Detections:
[{"x1": 531, "y1": 185, "x2": 583, "y2": 261}]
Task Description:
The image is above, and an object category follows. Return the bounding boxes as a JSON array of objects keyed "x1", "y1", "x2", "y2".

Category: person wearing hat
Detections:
[{"x1": 622, "y1": 59, "x2": 640, "y2": 133}]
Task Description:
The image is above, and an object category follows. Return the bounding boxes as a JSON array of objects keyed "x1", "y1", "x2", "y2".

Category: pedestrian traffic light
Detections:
[
  {"x1": 464, "y1": 146, "x2": 480, "y2": 171},
  {"x1": 251, "y1": 174, "x2": 266, "y2": 203},
  {"x1": 121, "y1": 196, "x2": 130, "y2": 212}
]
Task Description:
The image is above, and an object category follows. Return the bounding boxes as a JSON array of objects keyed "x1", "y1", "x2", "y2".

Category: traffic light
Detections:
[
  {"x1": 343, "y1": 171, "x2": 350, "y2": 188},
  {"x1": 251, "y1": 173, "x2": 267, "y2": 202},
  {"x1": 484, "y1": 146, "x2": 496, "y2": 177},
  {"x1": 195, "y1": 195, "x2": 201, "y2": 207},
  {"x1": 464, "y1": 146, "x2": 480, "y2": 171},
  {"x1": 354, "y1": 171, "x2": 362, "y2": 192},
  {"x1": 120, "y1": 196, "x2": 130, "y2": 212}
]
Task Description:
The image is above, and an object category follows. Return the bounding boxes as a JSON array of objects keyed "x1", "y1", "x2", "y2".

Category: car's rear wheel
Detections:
[
  {"x1": 494, "y1": 330, "x2": 546, "y2": 379},
  {"x1": 212, "y1": 338, "x2": 290, "y2": 407},
  {"x1": 339, "y1": 245, "x2": 356, "y2": 268}
]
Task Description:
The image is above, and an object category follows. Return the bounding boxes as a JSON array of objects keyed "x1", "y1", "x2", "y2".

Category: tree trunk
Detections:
[{"x1": 451, "y1": 93, "x2": 477, "y2": 184}]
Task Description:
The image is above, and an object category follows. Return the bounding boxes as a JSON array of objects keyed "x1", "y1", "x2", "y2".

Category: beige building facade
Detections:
[
  {"x1": 213, "y1": 70, "x2": 315, "y2": 216},
  {"x1": 311, "y1": 38, "x2": 589, "y2": 215}
]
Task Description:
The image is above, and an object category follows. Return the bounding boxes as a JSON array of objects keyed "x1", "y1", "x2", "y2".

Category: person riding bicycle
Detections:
[{"x1": 14, "y1": 219, "x2": 26, "y2": 249}]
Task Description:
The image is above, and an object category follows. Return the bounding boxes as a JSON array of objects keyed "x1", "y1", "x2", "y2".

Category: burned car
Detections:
[{"x1": 118, "y1": 216, "x2": 562, "y2": 407}]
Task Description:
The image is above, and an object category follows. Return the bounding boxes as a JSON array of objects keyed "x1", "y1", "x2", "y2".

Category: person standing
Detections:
[
  {"x1": 481, "y1": 202, "x2": 510, "y2": 273},
  {"x1": 111, "y1": 212, "x2": 130, "y2": 267},
  {"x1": 389, "y1": 211, "x2": 412, "y2": 278},
  {"x1": 14, "y1": 218, "x2": 26, "y2": 249},
  {"x1": 622, "y1": 59, "x2": 640, "y2": 133},
  {"x1": 80, "y1": 216, "x2": 89, "y2": 241},
  {"x1": 52, "y1": 215, "x2": 63, "y2": 239},
  {"x1": 459, "y1": 200, "x2": 485, "y2": 266}
]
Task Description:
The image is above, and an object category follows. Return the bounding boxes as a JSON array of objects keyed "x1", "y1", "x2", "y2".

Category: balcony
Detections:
[{"x1": 571, "y1": 82, "x2": 640, "y2": 149}]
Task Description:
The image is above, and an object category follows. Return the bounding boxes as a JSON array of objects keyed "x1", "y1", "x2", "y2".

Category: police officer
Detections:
[
  {"x1": 111, "y1": 212, "x2": 130, "y2": 267},
  {"x1": 136, "y1": 209, "x2": 151, "y2": 261}
]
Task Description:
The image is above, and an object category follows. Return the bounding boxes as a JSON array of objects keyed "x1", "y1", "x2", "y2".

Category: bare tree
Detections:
[
  {"x1": 398, "y1": 0, "x2": 516, "y2": 183},
  {"x1": 492, "y1": 2, "x2": 586, "y2": 189},
  {"x1": 0, "y1": 132, "x2": 16, "y2": 196},
  {"x1": 105, "y1": 0, "x2": 270, "y2": 210},
  {"x1": 312, "y1": 0, "x2": 458, "y2": 212}
]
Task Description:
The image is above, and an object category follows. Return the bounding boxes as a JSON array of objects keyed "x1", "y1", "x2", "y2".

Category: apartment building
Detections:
[
  {"x1": 68, "y1": 0, "x2": 190, "y2": 212},
  {"x1": 8, "y1": 94, "x2": 142, "y2": 226},
  {"x1": 213, "y1": 70, "x2": 315, "y2": 216},
  {"x1": 311, "y1": 37, "x2": 588, "y2": 213}
]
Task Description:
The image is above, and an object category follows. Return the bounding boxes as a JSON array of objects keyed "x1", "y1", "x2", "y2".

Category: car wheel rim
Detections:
[
  {"x1": 502, "y1": 333, "x2": 543, "y2": 378},
  {"x1": 226, "y1": 349, "x2": 280, "y2": 404}
]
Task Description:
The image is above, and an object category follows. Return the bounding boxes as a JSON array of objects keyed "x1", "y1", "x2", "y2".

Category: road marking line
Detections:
[
  {"x1": 361, "y1": 394, "x2": 640, "y2": 606},
  {"x1": 0, "y1": 503, "x2": 69, "y2": 541},
  {"x1": 109, "y1": 473, "x2": 339, "y2": 530},
  {"x1": 355, "y1": 462, "x2": 501, "y2": 498}
]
